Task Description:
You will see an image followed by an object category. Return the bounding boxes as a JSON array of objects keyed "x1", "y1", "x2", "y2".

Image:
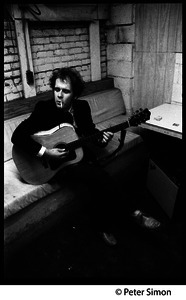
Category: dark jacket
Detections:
[{"x1": 11, "y1": 98, "x2": 101, "y2": 156}]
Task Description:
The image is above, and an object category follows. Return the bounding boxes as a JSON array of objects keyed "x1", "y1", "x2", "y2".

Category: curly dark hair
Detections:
[{"x1": 49, "y1": 67, "x2": 85, "y2": 99}]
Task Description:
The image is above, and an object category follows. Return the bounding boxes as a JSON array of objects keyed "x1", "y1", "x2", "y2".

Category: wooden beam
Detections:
[
  {"x1": 12, "y1": 4, "x2": 109, "y2": 22},
  {"x1": 13, "y1": 5, "x2": 36, "y2": 98},
  {"x1": 89, "y1": 21, "x2": 101, "y2": 81}
]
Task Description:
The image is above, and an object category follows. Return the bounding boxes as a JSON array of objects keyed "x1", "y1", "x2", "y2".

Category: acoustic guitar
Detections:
[{"x1": 12, "y1": 108, "x2": 150, "y2": 185}]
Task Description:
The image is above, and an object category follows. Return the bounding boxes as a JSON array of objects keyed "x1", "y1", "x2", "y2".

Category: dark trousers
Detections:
[{"x1": 55, "y1": 160, "x2": 126, "y2": 232}]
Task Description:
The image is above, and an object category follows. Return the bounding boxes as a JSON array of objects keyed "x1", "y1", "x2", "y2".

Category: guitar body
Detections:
[
  {"x1": 12, "y1": 109, "x2": 151, "y2": 185},
  {"x1": 12, "y1": 124, "x2": 84, "y2": 185}
]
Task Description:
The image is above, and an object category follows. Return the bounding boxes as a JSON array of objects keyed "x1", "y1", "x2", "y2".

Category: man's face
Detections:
[{"x1": 54, "y1": 78, "x2": 73, "y2": 110}]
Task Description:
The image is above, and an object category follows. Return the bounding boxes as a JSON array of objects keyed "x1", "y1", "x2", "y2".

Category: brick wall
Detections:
[
  {"x1": 30, "y1": 22, "x2": 91, "y2": 94},
  {"x1": 4, "y1": 20, "x2": 107, "y2": 100},
  {"x1": 4, "y1": 20, "x2": 23, "y2": 101}
]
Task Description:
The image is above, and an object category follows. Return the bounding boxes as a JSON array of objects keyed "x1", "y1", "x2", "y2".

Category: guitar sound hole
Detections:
[{"x1": 56, "y1": 143, "x2": 67, "y2": 150}]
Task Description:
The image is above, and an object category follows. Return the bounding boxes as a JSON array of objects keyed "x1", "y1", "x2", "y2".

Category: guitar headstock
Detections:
[{"x1": 128, "y1": 108, "x2": 151, "y2": 126}]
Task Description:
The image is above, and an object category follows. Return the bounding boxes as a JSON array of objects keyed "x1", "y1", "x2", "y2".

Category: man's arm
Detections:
[
  {"x1": 74, "y1": 100, "x2": 113, "y2": 147},
  {"x1": 11, "y1": 102, "x2": 44, "y2": 156}
]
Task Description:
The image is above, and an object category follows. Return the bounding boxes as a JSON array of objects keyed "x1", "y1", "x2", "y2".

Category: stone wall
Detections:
[{"x1": 106, "y1": 4, "x2": 135, "y2": 114}]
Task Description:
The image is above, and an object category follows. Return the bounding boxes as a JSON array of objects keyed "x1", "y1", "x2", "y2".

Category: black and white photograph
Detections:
[{"x1": 3, "y1": 2, "x2": 184, "y2": 298}]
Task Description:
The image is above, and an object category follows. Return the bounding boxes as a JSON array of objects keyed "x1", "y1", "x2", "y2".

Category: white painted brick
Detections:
[
  {"x1": 76, "y1": 67, "x2": 82, "y2": 72},
  {"x1": 44, "y1": 44, "x2": 58, "y2": 51},
  {"x1": 6, "y1": 92, "x2": 21, "y2": 101},
  {"x1": 4, "y1": 48, "x2": 8, "y2": 55},
  {"x1": 37, "y1": 52, "x2": 47, "y2": 58},
  {"x1": 69, "y1": 48, "x2": 82, "y2": 55},
  {"x1": 4, "y1": 21, "x2": 14, "y2": 30},
  {"x1": 13, "y1": 70, "x2": 21, "y2": 76},
  {"x1": 68, "y1": 61, "x2": 81, "y2": 67},
  {"x1": 60, "y1": 29, "x2": 75, "y2": 35},
  {"x1": 107, "y1": 44, "x2": 133, "y2": 61},
  {"x1": 44, "y1": 57, "x2": 55, "y2": 64},
  {"x1": 47, "y1": 51, "x2": 54, "y2": 57},
  {"x1": 75, "y1": 28, "x2": 88, "y2": 35},
  {"x1": 31, "y1": 45, "x2": 44, "y2": 52},
  {"x1": 12, "y1": 84, "x2": 23, "y2": 93},
  {"x1": 33, "y1": 37, "x2": 50, "y2": 45},
  {"x1": 46, "y1": 71, "x2": 53, "y2": 77},
  {"x1": 39, "y1": 85, "x2": 50, "y2": 92},
  {"x1": 54, "y1": 49, "x2": 68, "y2": 56},
  {"x1": 43, "y1": 76, "x2": 50, "y2": 84},
  {"x1": 108, "y1": 60, "x2": 133, "y2": 78},
  {"x1": 62, "y1": 55, "x2": 75, "y2": 62},
  {"x1": 52, "y1": 56, "x2": 61, "y2": 63},
  {"x1": 36, "y1": 73, "x2": 46, "y2": 79},
  {"x1": 30, "y1": 29, "x2": 43, "y2": 37},
  {"x1": 36, "y1": 64, "x2": 53, "y2": 72},
  {"x1": 4, "y1": 54, "x2": 19, "y2": 63},
  {"x1": 36, "y1": 78, "x2": 43, "y2": 86},
  {"x1": 76, "y1": 41, "x2": 88, "y2": 47},
  {"x1": 49, "y1": 36, "x2": 65, "y2": 43},
  {"x1": 5, "y1": 70, "x2": 21, "y2": 78},
  {"x1": 4, "y1": 40, "x2": 14, "y2": 47},
  {"x1": 14, "y1": 78, "x2": 22, "y2": 84},
  {"x1": 82, "y1": 47, "x2": 89, "y2": 53},
  {"x1": 9, "y1": 62, "x2": 20, "y2": 69},
  {"x1": 82, "y1": 65, "x2": 88, "y2": 71},
  {"x1": 4, "y1": 64, "x2": 11, "y2": 71},
  {"x1": 4, "y1": 86, "x2": 12, "y2": 94},
  {"x1": 80, "y1": 35, "x2": 89, "y2": 41},
  {"x1": 53, "y1": 62, "x2": 68, "y2": 69},
  {"x1": 44, "y1": 29, "x2": 57, "y2": 36},
  {"x1": 75, "y1": 28, "x2": 84, "y2": 35},
  {"x1": 32, "y1": 53, "x2": 37, "y2": 59},
  {"x1": 61, "y1": 42, "x2": 74, "y2": 49},
  {"x1": 110, "y1": 4, "x2": 133, "y2": 25},
  {"x1": 75, "y1": 53, "x2": 89, "y2": 60},
  {"x1": 4, "y1": 30, "x2": 16, "y2": 39},
  {"x1": 66, "y1": 36, "x2": 79, "y2": 42},
  {"x1": 82, "y1": 59, "x2": 91, "y2": 65},
  {"x1": 8, "y1": 47, "x2": 18, "y2": 54},
  {"x1": 33, "y1": 58, "x2": 45, "y2": 66},
  {"x1": 4, "y1": 79, "x2": 12, "y2": 86}
]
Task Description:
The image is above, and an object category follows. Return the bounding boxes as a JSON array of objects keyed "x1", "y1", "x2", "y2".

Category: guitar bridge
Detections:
[{"x1": 49, "y1": 150, "x2": 77, "y2": 170}]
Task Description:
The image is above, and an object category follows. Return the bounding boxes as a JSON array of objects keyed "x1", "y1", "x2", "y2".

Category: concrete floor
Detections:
[{"x1": 4, "y1": 189, "x2": 183, "y2": 285}]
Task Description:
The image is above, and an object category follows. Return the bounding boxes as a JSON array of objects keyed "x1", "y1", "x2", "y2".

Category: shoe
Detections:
[
  {"x1": 131, "y1": 210, "x2": 161, "y2": 230},
  {"x1": 100, "y1": 232, "x2": 117, "y2": 246}
]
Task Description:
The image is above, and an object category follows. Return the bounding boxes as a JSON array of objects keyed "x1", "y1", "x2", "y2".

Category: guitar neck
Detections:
[{"x1": 68, "y1": 120, "x2": 129, "y2": 150}]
